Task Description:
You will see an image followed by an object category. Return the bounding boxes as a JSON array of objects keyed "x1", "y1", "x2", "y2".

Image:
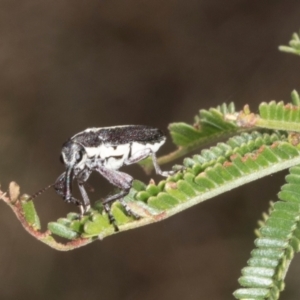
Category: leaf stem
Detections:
[{"x1": 256, "y1": 119, "x2": 300, "y2": 132}]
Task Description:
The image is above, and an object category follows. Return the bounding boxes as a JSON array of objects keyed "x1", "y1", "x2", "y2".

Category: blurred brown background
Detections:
[{"x1": 0, "y1": 1, "x2": 300, "y2": 299}]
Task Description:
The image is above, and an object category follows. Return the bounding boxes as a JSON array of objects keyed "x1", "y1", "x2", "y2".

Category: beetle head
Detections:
[
  {"x1": 61, "y1": 141, "x2": 86, "y2": 168},
  {"x1": 60, "y1": 141, "x2": 86, "y2": 201}
]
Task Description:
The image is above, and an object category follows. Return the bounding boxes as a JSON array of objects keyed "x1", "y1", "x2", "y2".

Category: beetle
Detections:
[{"x1": 44, "y1": 125, "x2": 175, "y2": 231}]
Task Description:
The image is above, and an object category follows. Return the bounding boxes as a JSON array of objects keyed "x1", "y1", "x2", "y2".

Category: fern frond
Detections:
[{"x1": 234, "y1": 166, "x2": 300, "y2": 300}]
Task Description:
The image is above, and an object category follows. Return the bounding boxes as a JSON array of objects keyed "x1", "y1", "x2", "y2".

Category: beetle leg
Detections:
[
  {"x1": 102, "y1": 203, "x2": 119, "y2": 232},
  {"x1": 96, "y1": 166, "x2": 133, "y2": 195},
  {"x1": 76, "y1": 169, "x2": 92, "y2": 213},
  {"x1": 96, "y1": 167, "x2": 140, "y2": 231},
  {"x1": 54, "y1": 172, "x2": 82, "y2": 207},
  {"x1": 124, "y1": 148, "x2": 175, "y2": 177}
]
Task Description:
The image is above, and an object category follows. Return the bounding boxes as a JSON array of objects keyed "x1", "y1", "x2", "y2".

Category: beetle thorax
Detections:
[{"x1": 84, "y1": 143, "x2": 130, "y2": 170}]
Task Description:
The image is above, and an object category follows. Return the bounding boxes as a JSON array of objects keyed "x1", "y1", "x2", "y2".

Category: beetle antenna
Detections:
[{"x1": 29, "y1": 183, "x2": 55, "y2": 200}]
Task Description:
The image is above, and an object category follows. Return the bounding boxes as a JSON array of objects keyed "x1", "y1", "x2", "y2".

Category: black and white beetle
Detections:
[{"x1": 33, "y1": 125, "x2": 175, "y2": 231}]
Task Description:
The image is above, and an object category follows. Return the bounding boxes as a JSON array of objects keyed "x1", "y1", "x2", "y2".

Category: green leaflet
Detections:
[
  {"x1": 259, "y1": 101, "x2": 300, "y2": 122},
  {"x1": 169, "y1": 122, "x2": 208, "y2": 147},
  {"x1": 169, "y1": 103, "x2": 238, "y2": 147},
  {"x1": 279, "y1": 31, "x2": 300, "y2": 56},
  {"x1": 48, "y1": 222, "x2": 78, "y2": 240},
  {"x1": 233, "y1": 166, "x2": 300, "y2": 300},
  {"x1": 183, "y1": 131, "x2": 285, "y2": 170},
  {"x1": 20, "y1": 198, "x2": 41, "y2": 231},
  {"x1": 256, "y1": 95, "x2": 300, "y2": 132}
]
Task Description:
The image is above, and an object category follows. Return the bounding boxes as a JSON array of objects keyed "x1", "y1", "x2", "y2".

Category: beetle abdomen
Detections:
[{"x1": 72, "y1": 125, "x2": 165, "y2": 147}]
